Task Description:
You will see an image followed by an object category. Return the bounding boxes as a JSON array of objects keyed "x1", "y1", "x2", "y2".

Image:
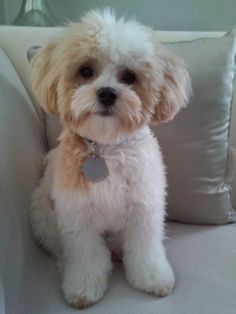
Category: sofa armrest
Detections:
[{"x1": 0, "y1": 49, "x2": 46, "y2": 313}]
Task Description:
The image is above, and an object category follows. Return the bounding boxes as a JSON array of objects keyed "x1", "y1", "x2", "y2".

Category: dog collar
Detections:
[{"x1": 81, "y1": 138, "x2": 109, "y2": 182}]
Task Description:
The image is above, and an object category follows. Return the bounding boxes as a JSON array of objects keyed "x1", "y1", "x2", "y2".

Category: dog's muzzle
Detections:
[{"x1": 97, "y1": 87, "x2": 118, "y2": 108}]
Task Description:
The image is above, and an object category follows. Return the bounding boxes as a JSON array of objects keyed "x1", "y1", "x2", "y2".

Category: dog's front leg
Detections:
[
  {"x1": 58, "y1": 219, "x2": 112, "y2": 308},
  {"x1": 123, "y1": 205, "x2": 175, "y2": 297}
]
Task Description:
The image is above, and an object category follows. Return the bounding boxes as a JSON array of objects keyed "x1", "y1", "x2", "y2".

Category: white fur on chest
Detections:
[{"x1": 50, "y1": 126, "x2": 166, "y2": 233}]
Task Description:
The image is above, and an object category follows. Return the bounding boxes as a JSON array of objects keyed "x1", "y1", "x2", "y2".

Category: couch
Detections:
[{"x1": 0, "y1": 26, "x2": 235, "y2": 314}]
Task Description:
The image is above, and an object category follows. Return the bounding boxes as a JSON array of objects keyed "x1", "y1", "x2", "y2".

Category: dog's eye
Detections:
[
  {"x1": 79, "y1": 66, "x2": 94, "y2": 78},
  {"x1": 121, "y1": 70, "x2": 136, "y2": 85}
]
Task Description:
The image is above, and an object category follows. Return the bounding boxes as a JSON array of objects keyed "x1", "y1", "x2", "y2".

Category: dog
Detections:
[{"x1": 30, "y1": 9, "x2": 191, "y2": 309}]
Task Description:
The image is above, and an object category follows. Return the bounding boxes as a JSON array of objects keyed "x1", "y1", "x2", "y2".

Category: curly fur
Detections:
[{"x1": 30, "y1": 9, "x2": 191, "y2": 309}]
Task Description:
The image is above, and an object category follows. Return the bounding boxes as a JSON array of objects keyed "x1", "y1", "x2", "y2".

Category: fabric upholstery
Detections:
[
  {"x1": 0, "y1": 49, "x2": 46, "y2": 314},
  {"x1": 11, "y1": 223, "x2": 236, "y2": 314},
  {"x1": 153, "y1": 30, "x2": 236, "y2": 224}
]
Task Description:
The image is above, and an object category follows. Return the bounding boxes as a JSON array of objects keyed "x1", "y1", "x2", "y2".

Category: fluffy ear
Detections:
[
  {"x1": 152, "y1": 52, "x2": 191, "y2": 124},
  {"x1": 32, "y1": 41, "x2": 59, "y2": 115}
]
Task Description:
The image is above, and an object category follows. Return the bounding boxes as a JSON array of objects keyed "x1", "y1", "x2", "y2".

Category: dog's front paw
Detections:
[
  {"x1": 63, "y1": 293, "x2": 93, "y2": 309},
  {"x1": 125, "y1": 255, "x2": 175, "y2": 298},
  {"x1": 62, "y1": 270, "x2": 109, "y2": 309}
]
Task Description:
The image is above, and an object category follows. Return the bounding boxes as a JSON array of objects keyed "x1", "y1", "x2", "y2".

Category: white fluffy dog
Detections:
[{"x1": 30, "y1": 9, "x2": 191, "y2": 309}]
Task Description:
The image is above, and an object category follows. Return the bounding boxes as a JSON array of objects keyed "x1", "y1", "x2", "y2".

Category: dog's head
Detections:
[{"x1": 32, "y1": 9, "x2": 191, "y2": 144}]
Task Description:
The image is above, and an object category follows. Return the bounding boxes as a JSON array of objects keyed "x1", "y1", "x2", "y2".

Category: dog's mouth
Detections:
[{"x1": 97, "y1": 108, "x2": 112, "y2": 117}]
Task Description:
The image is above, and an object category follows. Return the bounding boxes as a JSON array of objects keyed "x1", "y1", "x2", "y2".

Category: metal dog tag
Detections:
[{"x1": 81, "y1": 155, "x2": 108, "y2": 182}]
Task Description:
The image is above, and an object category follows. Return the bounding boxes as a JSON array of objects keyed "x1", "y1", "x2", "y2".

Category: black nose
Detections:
[{"x1": 97, "y1": 87, "x2": 118, "y2": 107}]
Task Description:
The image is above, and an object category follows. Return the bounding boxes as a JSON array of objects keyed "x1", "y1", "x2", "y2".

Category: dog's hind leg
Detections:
[{"x1": 30, "y1": 168, "x2": 61, "y2": 258}]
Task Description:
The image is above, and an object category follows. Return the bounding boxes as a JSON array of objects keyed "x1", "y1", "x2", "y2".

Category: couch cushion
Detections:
[
  {"x1": 18, "y1": 222, "x2": 236, "y2": 314},
  {"x1": 153, "y1": 30, "x2": 236, "y2": 224},
  {"x1": 0, "y1": 48, "x2": 46, "y2": 314}
]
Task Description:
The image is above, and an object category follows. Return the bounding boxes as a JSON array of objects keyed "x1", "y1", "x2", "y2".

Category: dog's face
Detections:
[{"x1": 32, "y1": 10, "x2": 191, "y2": 144}]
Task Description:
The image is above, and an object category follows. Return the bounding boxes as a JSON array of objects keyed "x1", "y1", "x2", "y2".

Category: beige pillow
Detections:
[{"x1": 153, "y1": 29, "x2": 236, "y2": 224}]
